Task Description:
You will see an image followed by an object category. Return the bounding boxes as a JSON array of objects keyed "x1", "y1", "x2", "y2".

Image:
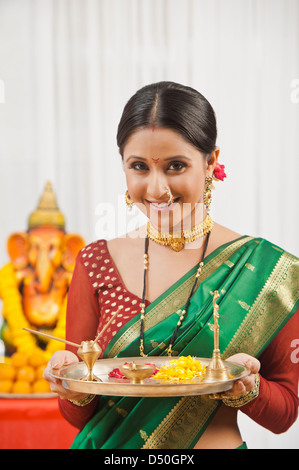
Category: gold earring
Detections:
[
  {"x1": 203, "y1": 176, "x2": 214, "y2": 212},
  {"x1": 125, "y1": 190, "x2": 134, "y2": 209}
]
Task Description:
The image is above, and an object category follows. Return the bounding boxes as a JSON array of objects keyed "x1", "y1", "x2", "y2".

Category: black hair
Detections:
[{"x1": 117, "y1": 81, "x2": 217, "y2": 158}]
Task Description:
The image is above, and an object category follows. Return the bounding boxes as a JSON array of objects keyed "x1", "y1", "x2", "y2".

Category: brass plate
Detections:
[{"x1": 50, "y1": 356, "x2": 250, "y2": 397}]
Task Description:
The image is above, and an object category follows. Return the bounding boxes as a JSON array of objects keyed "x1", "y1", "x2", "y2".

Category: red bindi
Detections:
[{"x1": 152, "y1": 157, "x2": 159, "y2": 164}]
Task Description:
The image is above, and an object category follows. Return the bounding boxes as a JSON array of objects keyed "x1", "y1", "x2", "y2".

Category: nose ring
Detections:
[{"x1": 165, "y1": 186, "x2": 174, "y2": 206}]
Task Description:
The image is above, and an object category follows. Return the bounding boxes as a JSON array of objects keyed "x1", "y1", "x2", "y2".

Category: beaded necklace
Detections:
[{"x1": 139, "y1": 230, "x2": 211, "y2": 356}]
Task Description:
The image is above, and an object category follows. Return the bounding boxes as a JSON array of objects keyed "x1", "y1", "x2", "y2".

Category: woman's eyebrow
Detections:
[
  {"x1": 125, "y1": 155, "x2": 192, "y2": 163},
  {"x1": 125, "y1": 156, "x2": 147, "y2": 163},
  {"x1": 164, "y1": 155, "x2": 192, "y2": 162}
]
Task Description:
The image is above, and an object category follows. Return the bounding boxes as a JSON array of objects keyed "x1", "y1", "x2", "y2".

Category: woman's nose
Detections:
[{"x1": 146, "y1": 171, "x2": 168, "y2": 199}]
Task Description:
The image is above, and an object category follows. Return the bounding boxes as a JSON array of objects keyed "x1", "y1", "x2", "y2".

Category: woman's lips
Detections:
[{"x1": 146, "y1": 198, "x2": 180, "y2": 212}]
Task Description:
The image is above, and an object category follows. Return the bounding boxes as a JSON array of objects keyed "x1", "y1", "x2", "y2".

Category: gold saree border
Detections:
[
  {"x1": 142, "y1": 247, "x2": 299, "y2": 449},
  {"x1": 141, "y1": 395, "x2": 219, "y2": 449},
  {"x1": 222, "y1": 250, "x2": 299, "y2": 358},
  {"x1": 108, "y1": 236, "x2": 253, "y2": 358}
]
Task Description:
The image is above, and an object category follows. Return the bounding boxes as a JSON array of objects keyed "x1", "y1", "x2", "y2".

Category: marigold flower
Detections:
[{"x1": 153, "y1": 356, "x2": 206, "y2": 383}]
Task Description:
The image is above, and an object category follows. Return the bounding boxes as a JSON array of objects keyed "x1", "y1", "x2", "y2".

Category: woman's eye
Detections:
[
  {"x1": 129, "y1": 160, "x2": 187, "y2": 172},
  {"x1": 130, "y1": 161, "x2": 148, "y2": 171},
  {"x1": 168, "y1": 161, "x2": 187, "y2": 172}
]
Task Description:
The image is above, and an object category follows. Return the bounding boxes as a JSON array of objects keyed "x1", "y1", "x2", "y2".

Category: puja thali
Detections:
[{"x1": 49, "y1": 355, "x2": 250, "y2": 397}]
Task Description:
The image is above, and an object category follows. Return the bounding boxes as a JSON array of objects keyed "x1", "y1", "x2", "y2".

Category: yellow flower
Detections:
[{"x1": 153, "y1": 356, "x2": 206, "y2": 383}]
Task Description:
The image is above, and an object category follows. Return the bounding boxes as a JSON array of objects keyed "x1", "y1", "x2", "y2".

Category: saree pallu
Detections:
[{"x1": 71, "y1": 236, "x2": 299, "y2": 449}]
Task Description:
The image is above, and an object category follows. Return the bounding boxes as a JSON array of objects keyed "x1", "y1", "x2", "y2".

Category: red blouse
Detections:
[{"x1": 59, "y1": 240, "x2": 299, "y2": 434}]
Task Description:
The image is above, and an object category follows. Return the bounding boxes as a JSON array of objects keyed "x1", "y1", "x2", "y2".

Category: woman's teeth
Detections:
[
  {"x1": 149, "y1": 198, "x2": 179, "y2": 208},
  {"x1": 151, "y1": 201, "x2": 169, "y2": 208}
]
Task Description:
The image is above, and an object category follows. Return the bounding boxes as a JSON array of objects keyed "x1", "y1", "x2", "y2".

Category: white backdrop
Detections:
[{"x1": 0, "y1": 0, "x2": 298, "y2": 449}]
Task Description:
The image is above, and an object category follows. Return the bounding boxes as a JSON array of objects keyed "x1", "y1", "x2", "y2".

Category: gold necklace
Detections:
[
  {"x1": 139, "y1": 231, "x2": 211, "y2": 356},
  {"x1": 146, "y1": 214, "x2": 214, "y2": 252}
]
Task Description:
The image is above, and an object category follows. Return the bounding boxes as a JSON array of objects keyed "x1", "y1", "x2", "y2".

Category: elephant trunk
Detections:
[{"x1": 35, "y1": 248, "x2": 54, "y2": 293}]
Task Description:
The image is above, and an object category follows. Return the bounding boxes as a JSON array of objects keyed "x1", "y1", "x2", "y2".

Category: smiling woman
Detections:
[
  {"x1": 123, "y1": 127, "x2": 214, "y2": 235},
  {"x1": 118, "y1": 82, "x2": 221, "y2": 239},
  {"x1": 43, "y1": 81, "x2": 299, "y2": 450}
]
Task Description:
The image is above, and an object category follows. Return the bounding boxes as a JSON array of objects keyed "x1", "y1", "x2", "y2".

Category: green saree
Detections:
[{"x1": 71, "y1": 236, "x2": 299, "y2": 449}]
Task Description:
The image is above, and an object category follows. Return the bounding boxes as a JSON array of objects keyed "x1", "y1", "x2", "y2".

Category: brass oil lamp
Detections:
[{"x1": 119, "y1": 362, "x2": 156, "y2": 384}]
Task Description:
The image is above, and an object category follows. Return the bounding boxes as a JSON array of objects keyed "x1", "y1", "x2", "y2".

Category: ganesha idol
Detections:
[{"x1": 0, "y1": 182, "x2": 85, "y2": 359}]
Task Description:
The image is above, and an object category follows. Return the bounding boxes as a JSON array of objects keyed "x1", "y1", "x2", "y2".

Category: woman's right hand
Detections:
[{"x1": 43, "y1": 350, "x2": 89, "y2": 402}]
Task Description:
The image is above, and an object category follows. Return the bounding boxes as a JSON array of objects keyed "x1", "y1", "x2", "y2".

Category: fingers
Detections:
[
  {"x1": 228, "y1": 375, "x2": 254, "y2": 395},
  {"x1": 49, "y1": 350, "x2": 78, "y2": 370},
  {"x1": 245, "y1": 358, "x2": 260, "y2": 375},
  {"x1": 43, "y1": 351, "x2": 91, "y2": 402},
  {"x1": 223, "y1": 354, "x2": 261, "y2": 398},
  {"x1": 227, "y1": 353, "x2": 260, "y2": 372},
  {"x1": 225, "y1": 379, "x2": 246, "y2": 397},
  {"x1": 43, "y1": 350, "x2": 78, "y2": 398}
]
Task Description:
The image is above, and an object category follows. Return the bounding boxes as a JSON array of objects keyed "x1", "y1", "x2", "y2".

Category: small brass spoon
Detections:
[{"x1": 23, "y1": 308, "x2": 120, "y2": 383}]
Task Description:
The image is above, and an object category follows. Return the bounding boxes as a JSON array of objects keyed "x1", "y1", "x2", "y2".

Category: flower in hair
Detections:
[{"x1": 213, "y1": 163, "x2": 227, "y2": 181}]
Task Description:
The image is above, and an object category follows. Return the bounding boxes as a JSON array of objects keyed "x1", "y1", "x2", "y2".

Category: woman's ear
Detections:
[{"x1": 206, "y1": 146, "x2": 220, "y2": 175}]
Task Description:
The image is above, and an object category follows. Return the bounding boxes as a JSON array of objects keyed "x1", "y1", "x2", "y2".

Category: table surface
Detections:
[{"x1": 0, "y1": 396, "x2": 78, "y2": 449}]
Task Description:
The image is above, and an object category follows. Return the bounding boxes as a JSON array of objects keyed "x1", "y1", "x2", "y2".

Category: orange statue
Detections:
[{"x1": 0, "y1": 182, "x2": 85, "y2": 359}]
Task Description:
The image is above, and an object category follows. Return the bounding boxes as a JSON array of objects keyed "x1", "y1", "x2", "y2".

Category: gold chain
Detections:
[{"x1": 146, "y1": 214, "x2": 214, "y2": 252}]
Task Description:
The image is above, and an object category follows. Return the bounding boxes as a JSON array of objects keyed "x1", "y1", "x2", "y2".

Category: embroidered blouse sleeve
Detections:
[
  {"x1": 240, "y1": 309, "x2": 299, "y2": 433},
  {"x1": 58, "y1": 251, "x2": 101, "y2": 430}
]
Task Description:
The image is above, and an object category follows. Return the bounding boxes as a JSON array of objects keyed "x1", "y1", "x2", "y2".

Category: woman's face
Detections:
[{"x1": 123, "y1": 127, "x2": 217, "y2": 232}]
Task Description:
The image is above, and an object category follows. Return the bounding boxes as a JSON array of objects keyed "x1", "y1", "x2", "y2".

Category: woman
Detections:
[{"x1": 44, "y1": 81, "x2": 299, "y2": 449}]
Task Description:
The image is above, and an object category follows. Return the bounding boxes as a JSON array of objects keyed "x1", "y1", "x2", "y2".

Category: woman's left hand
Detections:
[{"x1": 224, "y1": 353, "x2": 260, "y2": 397}]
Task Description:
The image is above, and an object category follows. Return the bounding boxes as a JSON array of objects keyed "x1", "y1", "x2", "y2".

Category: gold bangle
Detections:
[
  {"x1": 209, "y1": 374, "x2": 260, "y2": 407},
  {"x1": 67, "y1": 393, "x2": 96, "y2": 407},
  {"x1": 221, "y1": 374, "x2": 260, "y2": 408}
]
